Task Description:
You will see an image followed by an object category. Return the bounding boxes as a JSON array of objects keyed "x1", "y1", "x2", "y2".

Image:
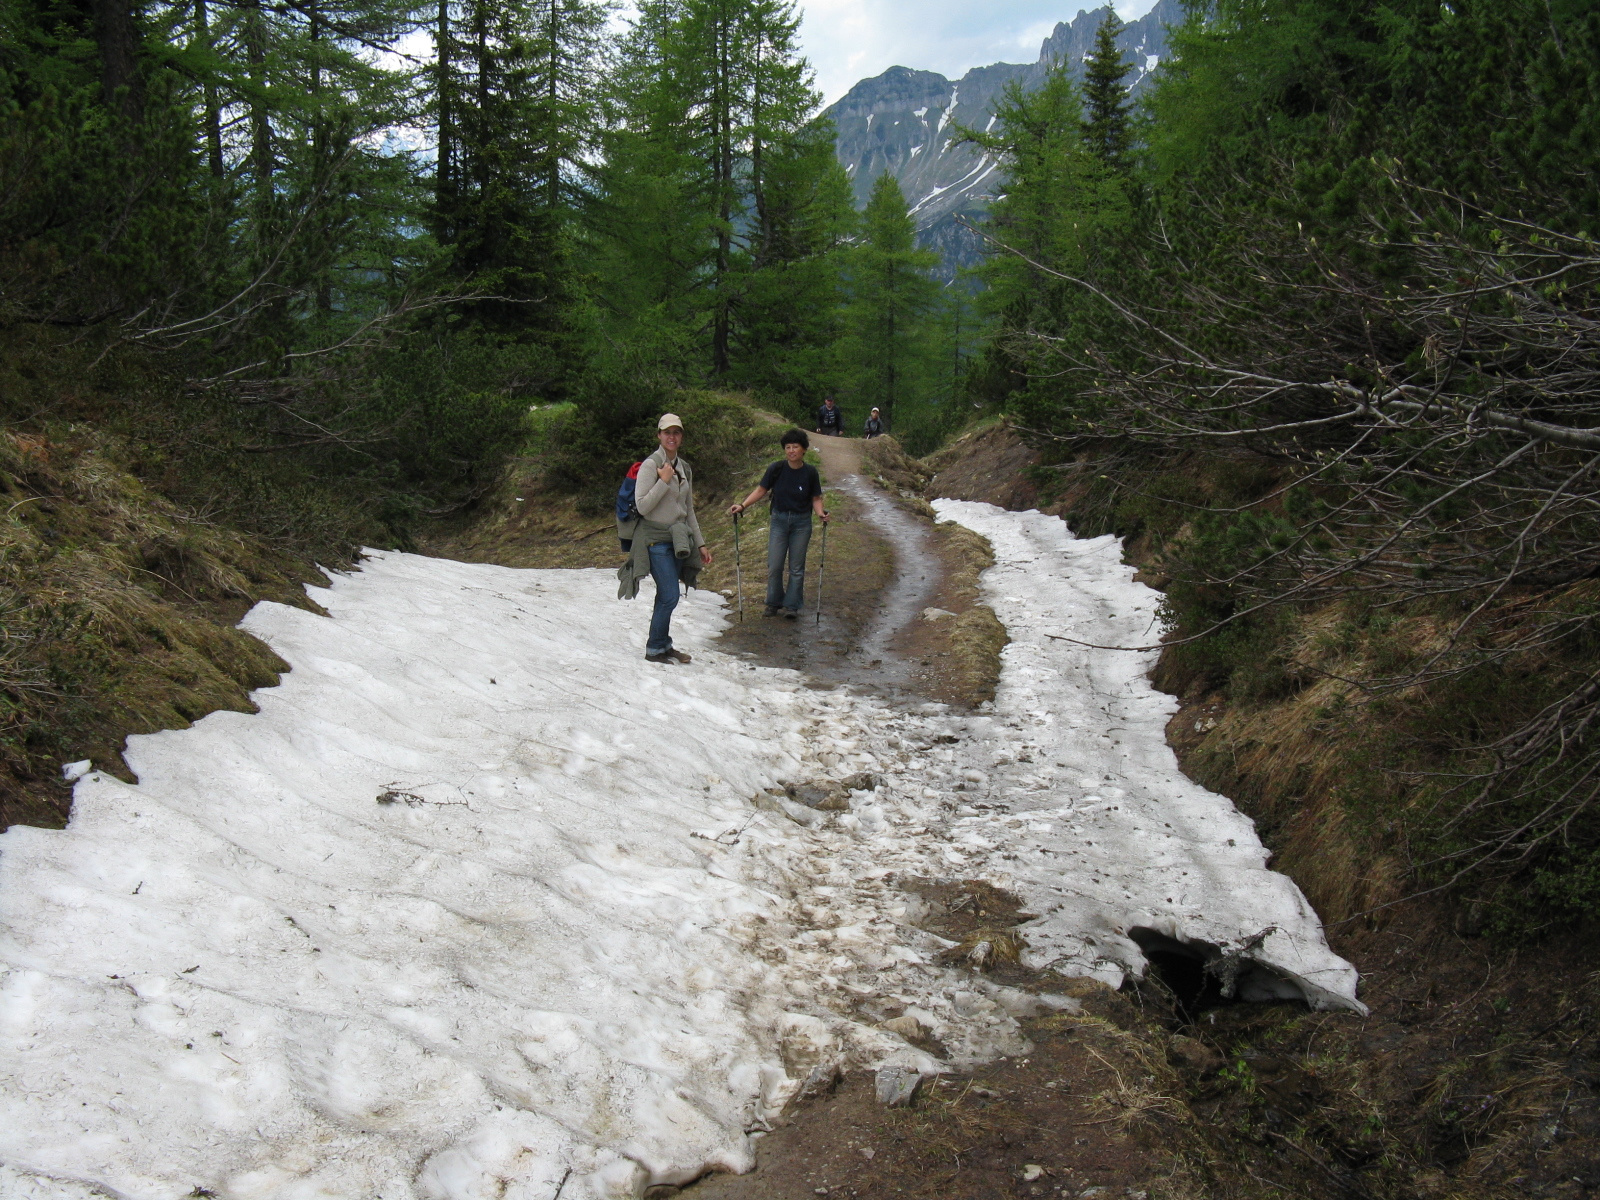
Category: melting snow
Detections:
[
  {"x1": 1, "y1": 510, "x2": 1360, "y2": 1199},
  {"x1": 913, "y1": 107, "x2": 928, "y2": 119},
  {"x1": 930, "y1": 502, "x2": 1363, "y2": 1010}
]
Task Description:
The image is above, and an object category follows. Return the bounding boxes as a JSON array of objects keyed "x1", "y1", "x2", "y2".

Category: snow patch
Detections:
[
  {"x1": 930, "y1": 501, "x2": 1364, "y2": 1013},
  {"x1": 1, "y1": 509, "x2": 1362, "y2": 1198}
]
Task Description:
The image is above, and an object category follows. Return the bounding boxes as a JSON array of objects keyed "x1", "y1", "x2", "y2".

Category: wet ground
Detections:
[
  {"x1": 713, "y1": 436, "x2": 944, "y2": 701},
  {"x1": 687, "y1": 446, "x2": 1218, "y2": 1200},
  {"x1": 428, "y1": 425, "x2": 1600, "y2": 1200}
]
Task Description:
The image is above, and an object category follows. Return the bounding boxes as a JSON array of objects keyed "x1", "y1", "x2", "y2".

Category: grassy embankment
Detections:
[
  {"x1": 0, "y1": 330, "x2": 419, "y2": 830},
  {"x1": 1, "y1": 384, "x2": 1014, "y2": 832}
]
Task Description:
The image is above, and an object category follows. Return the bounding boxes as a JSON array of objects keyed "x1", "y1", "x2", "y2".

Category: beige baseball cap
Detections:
[{"x1": 657, "y1": 413, "x2": 684, "y2": 432}]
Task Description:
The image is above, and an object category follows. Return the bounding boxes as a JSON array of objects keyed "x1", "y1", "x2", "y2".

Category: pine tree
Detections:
[
  {"x1": 844, "y1": 173, "x2": 941, "y2": 430},
  {"x1": 1081, "y1": 11, "x2": 1132, "y2": 168},
  {"x1": 728, "y1": 117, "x2": 857, "y2": 398},
  {"x1": 969, "y1": 63, "x2": 1128, "y2": 315}
]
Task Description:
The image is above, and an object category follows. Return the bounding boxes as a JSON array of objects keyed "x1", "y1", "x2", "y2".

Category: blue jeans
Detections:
[
  {"x1": 646, "y1": 541, "x2": 682, "y2": 655},
  {"x1": 766, "y1": 511, "x2": 813, "y2": 611}
]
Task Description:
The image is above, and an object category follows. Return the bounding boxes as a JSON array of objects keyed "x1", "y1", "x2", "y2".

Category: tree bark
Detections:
[
  {"x1": 546, "y1": 0, "x2": 560, "y2": 209},
  {"x1": 435, "y1": 0, "x2": 455, "y2": 237},
  {"x1": 91, "y1": 0, "x2": 143, "y2": 124},
  {"x1": 243, "y1": 0, "x2": 272, "y2": 214},
  {"x1": 711, "y1": 2, "x2": 733, "y2": 377},
  {"x1": 194, "y1": 0, "x2": 225, "y2": 177}
]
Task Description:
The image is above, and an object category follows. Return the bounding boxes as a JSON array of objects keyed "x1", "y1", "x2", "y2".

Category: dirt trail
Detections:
[
  {"x1": 713, "y1": 434, "x2": 941, "y2": 700},
  {"x1": 811, "y1": 431, "x2": 864, "y2": 478}
]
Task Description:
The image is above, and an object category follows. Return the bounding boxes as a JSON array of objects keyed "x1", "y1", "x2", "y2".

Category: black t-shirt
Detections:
[{"x1": 760, "y1": 461, "x2": 823, "y2": 514}]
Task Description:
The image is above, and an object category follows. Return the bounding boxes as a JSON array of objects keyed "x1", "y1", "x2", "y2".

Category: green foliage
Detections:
[
  {"x1": 841, "y1": 173, "x2": 941, "y2": 434},
  {"x1": 434, "y1": 0, "x2": 610, "y2": 348},
  {"x1": 581, "y1": 0, "x2": 849, "y2": 395},
  {"x1": 723, "y1": 118, "x2": 858, "y2": 401},
  {"x1": 539, "y1": 374, "x2": 764, "y2": 513},
  {"x1": 1081, "y1": 11, "x2": 1133, "y2": 168},
  {"x1": 975, "y1": 0, "x2": 1600, "y2": 930},
  {"x1": 966, "y1": 57, "x2": 1133, "y2": 437}
]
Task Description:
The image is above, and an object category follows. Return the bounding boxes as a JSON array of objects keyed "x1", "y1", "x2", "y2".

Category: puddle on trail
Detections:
[{"x1": 713, "y1": 473, "x2": 941, "y2": 699}]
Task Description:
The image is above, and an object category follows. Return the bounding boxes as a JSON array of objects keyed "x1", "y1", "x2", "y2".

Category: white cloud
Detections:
[{"x1": 799, "y1": 0, "x2": 1162, "y2": 105}]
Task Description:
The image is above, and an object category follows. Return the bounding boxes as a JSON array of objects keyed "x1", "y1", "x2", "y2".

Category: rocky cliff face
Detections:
[{"x1": 825, "y1": 0, "x2": 1183, "y2": 274}]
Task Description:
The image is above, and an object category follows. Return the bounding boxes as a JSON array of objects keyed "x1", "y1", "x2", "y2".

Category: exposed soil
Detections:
[
  {"x1": 0, "y1": 428, "x2": 322, "y2": 832},
  {"x1": 435, "y1": 416, "x2": 1599, "y2": 1199},
  {"x1": 676, "y1": 420, "x2": 1600, "y2": 1200},
  {"x1": 713, "y1": 433, "x2": 1004, "y2": 708},
  {"x1": 915, "y1": 420, "x2": 1600, "y2": 1200},
  {"x1": 683, "y1": 986, "x2": 1214, "y2": 1200},
  {"x1": 923, "y1": 422, "x2": 1042, "y2": 512}
]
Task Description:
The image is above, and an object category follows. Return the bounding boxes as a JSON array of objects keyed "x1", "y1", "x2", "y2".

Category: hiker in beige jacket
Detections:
[{"x1": 622, "y1": 413, "x2": 712, "y2": 664}]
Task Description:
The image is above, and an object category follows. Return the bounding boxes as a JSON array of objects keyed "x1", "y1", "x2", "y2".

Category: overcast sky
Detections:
[{"x1": 799, "y1": 0, "x2": 1162, "y2": 106}]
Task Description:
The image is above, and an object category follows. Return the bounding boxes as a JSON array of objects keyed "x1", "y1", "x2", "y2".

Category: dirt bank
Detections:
[{"x1": 431, "y1": 417, "x2": 1596, "y2": 1200}]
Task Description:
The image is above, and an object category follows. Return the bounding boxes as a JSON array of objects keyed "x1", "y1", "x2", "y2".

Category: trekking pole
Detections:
[
  {"x1": 815, "y1": 516, "x2": 828, "y2": 625},
  {"x1": 733, "y1": 511, "x2": 744, "y2": 623}
]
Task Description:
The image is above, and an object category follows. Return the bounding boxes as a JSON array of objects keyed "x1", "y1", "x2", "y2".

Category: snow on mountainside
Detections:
[{"x1": 826, "y1": 0, "x2": 1184, "y2": 273}]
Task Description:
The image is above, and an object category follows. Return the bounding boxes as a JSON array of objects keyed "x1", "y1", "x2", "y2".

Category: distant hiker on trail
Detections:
[
  {"x1": 728, "y1": 429, "x2": 828, "y2": 619},
  {"x1": 617, "y1": 413, "x2": 712, "y2": 664},
  {"x1": 816, "y1": 396, "x2": 844, "y2": 436},
  {"x1": 864, "y1": 407, "x2": 885, "y2": 438}
]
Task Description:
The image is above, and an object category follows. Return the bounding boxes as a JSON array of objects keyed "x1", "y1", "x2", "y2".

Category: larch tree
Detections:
[
  {"x1": 434, "y1": 0, "x2": 610, "y2": 343},
  {"x1": 584, "y1": 0, "x2": 846, "y2": 390},
  {"x1": 844, "y1": 172, "x2": 940, "y2": 430}
]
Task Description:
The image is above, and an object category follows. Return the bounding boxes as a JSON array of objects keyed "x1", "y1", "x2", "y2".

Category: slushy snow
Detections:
[{"x1": 0, "y1": 504, "x2": 1361, "y2": 1199}]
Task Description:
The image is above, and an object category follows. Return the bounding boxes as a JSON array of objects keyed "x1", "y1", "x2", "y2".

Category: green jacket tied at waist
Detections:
[{"x1": 617, "y1": 517, "x2": 702, "y2": 599}]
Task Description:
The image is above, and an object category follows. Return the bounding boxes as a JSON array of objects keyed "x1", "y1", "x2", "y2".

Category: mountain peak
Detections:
[
  {"x1": 833, "y1": 67, "x2": 954, "y2": 115},
  {"x1": 825, "y1": 0, "x2": 1185, "y2": 275}
]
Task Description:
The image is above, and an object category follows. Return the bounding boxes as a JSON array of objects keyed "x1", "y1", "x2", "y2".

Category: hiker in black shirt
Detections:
[
  {"x1": 729, "y1": 429, "x2": 829, "y2": 618},
  {"x1": 816, "y1": 396, "x2": 844, "y2": 436}
]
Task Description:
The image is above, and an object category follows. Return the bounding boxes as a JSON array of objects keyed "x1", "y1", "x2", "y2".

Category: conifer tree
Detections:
[
  {"x1": 585, "y1": 0, "x2": 845, "y2": 392},
  {"x1": 844, "y1": 173, "x2": 940, "y2": 429},
  {"x1": 970, "y1": 62, "x2": 1128, "y2": 319},
  {"x1": 433, "y1": 0, "x2": 609, "y2": 341},
  {"x1": 728, "y1": 117, "x2": 857, "y2": 397},
  {"x1": 1081, "y1": 11, "x2": 1132, "y2": 168}
]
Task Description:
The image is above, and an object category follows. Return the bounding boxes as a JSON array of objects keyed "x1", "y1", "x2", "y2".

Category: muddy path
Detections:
[
  {"x1": 713, "y1": 435, "x2": 946, "y2": 701},
  {"x1": 693, "y1": 445, "x2": 1229, "y2": 1200},
  {"x1": 686, "y1": 440, "x2": 1425, "y2": 1200}
]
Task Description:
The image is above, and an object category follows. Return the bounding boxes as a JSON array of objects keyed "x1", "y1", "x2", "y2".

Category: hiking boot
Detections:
[
  {"x1": 782, "y1": 608, "x2": 800, "y2": 620},
  {"x1": 647, "y1": 648, "x2": 692, "y2": 664},
  {"x1": 763, "y1": 605, "x2": 780, "y2": 617}
]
